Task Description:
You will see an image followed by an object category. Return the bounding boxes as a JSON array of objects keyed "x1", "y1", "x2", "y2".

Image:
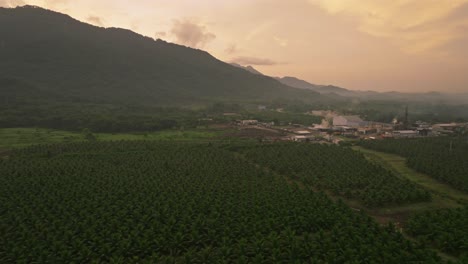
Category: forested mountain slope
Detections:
[{"x1": 0, "y1": 6, "x2": 328, "y2": 106}]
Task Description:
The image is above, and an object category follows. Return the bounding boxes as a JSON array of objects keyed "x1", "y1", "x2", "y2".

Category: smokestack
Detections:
[{"x1": 404, "y1": 106, "x2": 409, "y2": 129}]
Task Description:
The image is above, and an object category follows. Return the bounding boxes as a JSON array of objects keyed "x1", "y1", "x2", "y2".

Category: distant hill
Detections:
[
  {"x1": 0, "y1": 6, "x2": 328, "y2": 106},
  {"x1": 276, "y1": 76, "x2": 468, "y2": 104},
  {"x1": 276, "y1": 76, "x2": 356, "y2": 96},
  {"x1": 275, "y1": 77, "x2": 319, "y2": 90},
  {"x1": 230, "y1": 63, "x2": 263, "y2": 75},
  {"x1": 229, "y1": 67, "x2": 353, "y2": 96}
]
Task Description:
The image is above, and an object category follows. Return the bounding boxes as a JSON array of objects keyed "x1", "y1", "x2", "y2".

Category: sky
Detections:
[{"x1": 2, "y1": 0, "x2": 468, "y2": 93}]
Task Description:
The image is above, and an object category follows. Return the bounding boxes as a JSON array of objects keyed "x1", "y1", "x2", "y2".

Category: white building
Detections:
[
  {"x1": 393, "y1": 130, "x2": 419, "y2": 138},
  {"x1": 240, "y1": 120, "x2": 258, "y2": 126},
  {"x1": 291, "y1": 135, "x2": 308, "y2": 142},
  {"x1": 293, "y1": 130, "x2": 312, "y2": 135},
  {"x1": 333, "y1": 115, "x2": 367, "y2": 127}
]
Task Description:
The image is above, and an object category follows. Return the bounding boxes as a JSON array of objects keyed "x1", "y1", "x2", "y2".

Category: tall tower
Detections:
[{"x1": 404, "y1": 106, "x2": 409, "y2": 129}]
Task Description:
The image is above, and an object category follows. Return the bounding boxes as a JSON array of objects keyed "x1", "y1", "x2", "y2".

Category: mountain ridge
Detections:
[
  {"x1": 229, "y1": 63, "x2": 358, "y2": 96},
  {"x1": 230, "y1": 63, "x2": 263, "y2": 75},
  {"x1": 0, "y1": 5, "x2": 330, "y2": 106},
  {"x1": 231, "y1": 63, "x2": 468, "y2": 104}
]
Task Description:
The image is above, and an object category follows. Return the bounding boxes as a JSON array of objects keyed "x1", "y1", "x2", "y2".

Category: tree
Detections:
[{"x1": 82, "y1": 128, "x2": 96, "y2": 141}]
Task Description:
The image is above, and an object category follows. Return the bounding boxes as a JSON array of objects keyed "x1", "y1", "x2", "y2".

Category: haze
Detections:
[{"x1": 2, "y1": 0, "x2": 468, "y2": 93}]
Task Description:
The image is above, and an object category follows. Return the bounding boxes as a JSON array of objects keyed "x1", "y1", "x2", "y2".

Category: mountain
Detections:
[
  {"x1": 375, "y1": 91, "x2": 468, "y2": 104},
  {"x1": 230, "y1": 63, "x2": 263, "y2": 75},
  {"x1": 228, "y1": 65, "x2": 355, "y2": 97},
  {"x1": 275, "y1": 77, "x2": 319, "y2": 90},
  {"x1": 276, "y1": 76, "x2": 468, "y2": 104},
  {"x1": 276, "y1": 76, "x2": 356, "y2": 96},
  {"x1": 0, "y1": 6, "x2": 328, "y2": 106}
]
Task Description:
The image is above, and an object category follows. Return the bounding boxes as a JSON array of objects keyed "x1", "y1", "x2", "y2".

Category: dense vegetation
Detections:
[
  {"x1": 0, "y1": 141, "x2": 442, "y2": 263},
  {"x1": 238, "y1": 143, "x2": 431, "y2": 207},
  {"x1": 360, "y1": 137, "x2": 468, "y2": 193},
  {"x1": 1, "y1": 78, "x2": 325, "y2": 132},
  {"x1": 277, "y1": 77, "x2": 468, "y2": 123},
  {"x1": 336, "y1": 101, "x2": 468, "y2": 124},
  {"x1": 407, "y1": 207, "x2": 468, "y2": 259},
  {"x1": 1, "y1": 94, "x2": 200, "y2": 134},
  {"x1": 0, "y1": 128, "x2": 219, "y2": 149},
  {"x1": 0, "y1": 6, "x2": 330, "y2": 106}
]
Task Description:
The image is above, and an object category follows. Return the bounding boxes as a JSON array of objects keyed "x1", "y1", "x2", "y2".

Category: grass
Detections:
[
  {"x1": 348, "y1": 146, "x2": 467, "y2": 229},
  {"x1": 351, "y1": 146, "x2": 467, "y2": 263},
  {"x1": 266, "y1": 145, "x2": 468, "y2": 227},
  {"x1": 0, "y1": 128, "x2": 221, "y2": 149},
  {"x1": 235, "y1": 144, "x2": 464, "y2": 261},
  {"x1": 0, "y1": 128, "x2": 83, "y2": 149},
  {"x1": 0, "y1": 129, "x2": 461, "y2": 261},
  {"x1": 353, "y1": 146, "x2": 468, "y2": 205},
  {"x1": 98, "y1": 130, "x2": 219, "y2": 141}
]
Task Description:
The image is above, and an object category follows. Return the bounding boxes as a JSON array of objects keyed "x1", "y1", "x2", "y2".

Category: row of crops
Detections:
[
  {"x1": 359, "y1": 137, "x2": 468, "y2": 193},
  {"x1": 0, "y1": 141, "x2": 442, "y2": 263},
  {"x1": 237, "y1": 143, "x2": 431, "y2": 207},
  {"x1": 407, "y1": 207, "x2": 468, "y2": 259}
]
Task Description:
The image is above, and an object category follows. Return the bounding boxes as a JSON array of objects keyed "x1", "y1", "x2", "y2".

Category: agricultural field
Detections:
[
  {"x1": 0, "y1": 128, "x2": 220, "y2": 149},
  {"x1": 0, "y1": 141, "x2": 442, "y2": 263},
  {"x1": 238, "y1": 143, "x2": 431, "y2": 207},
  {"x1": 359, "y1": 137, "x2": 468, "y2": 193},
  {"x1": 407, "y1": 207, "x2": 468, "y2": 260}
]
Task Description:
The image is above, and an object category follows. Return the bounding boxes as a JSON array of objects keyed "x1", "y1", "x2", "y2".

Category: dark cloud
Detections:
[
  {"x1": 0, "y1": 0, "x2": 25, "y2": 7},
  {"x1": 87, "y1": 15, "x2": 104, "y2": 26},
  {"x1": 230, "y1": 56, "x2": 278, "y2": 66},
  {"x1": 170, "y1": 19, "x2": 215, "y2": 48}
]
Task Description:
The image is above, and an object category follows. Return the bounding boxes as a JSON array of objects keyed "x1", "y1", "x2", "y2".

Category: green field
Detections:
[
  {"x1": 407, "y1": 207, "x2": 468, "y2": 259},
  {"x1": 0, "y1": 128, "x2": 221, "y2": 149},
  {"x1": 351, "y1": 145, "x2": 468, "y2": 261},
  {"x1": 351, "y1": 146, "x2": 467, "y2": 222},
  {"x1": 2, "y1": 130, "x2": 466, "y2": 262},
  {"x1": 238, "y1": 143, "x2": 431, "y2": 208},
  {"x1": 0, "y1": 141, "x2": 442, "y2": 263},
  {"x1": 353, "y1": 146, "x2": 468, "y2": 205},
  {"x1": 359, "y1": 137, "x2": 468, "y2": 193}
]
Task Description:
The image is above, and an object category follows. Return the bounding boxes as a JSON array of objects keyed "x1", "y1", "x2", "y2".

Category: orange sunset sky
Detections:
[{"x1": 2, "y1": 0, "x2": 468, "y2": 93}]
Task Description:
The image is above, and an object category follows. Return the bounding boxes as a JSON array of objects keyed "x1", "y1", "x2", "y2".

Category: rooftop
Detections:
[
  {"x1": 336, "y1": 115, "x2": 364, "y2": 122},
  {"x1": 292, "y1": 135, "x2": 307, "y2": 139},
  {"x1": 394, "y1": 130, "x2": 418, "y2": 134}
]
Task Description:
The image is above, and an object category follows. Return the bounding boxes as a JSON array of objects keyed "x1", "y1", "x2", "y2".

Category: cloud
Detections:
[
  {"x1": 155, "y1": 31, "x2": 167, "y2": 39},
  {"x1": 225, "y1": 43, "x2": 238, "y2": 54},
  {"x1": 0, "y1": 0, "x2": 25, "y2": 7},
  {"x1": 130, "y1": 21, "x2": 139, "y2": 31},
  {"x1": 273, "y1": 36, "x2": 288, "y2": 47},
  {"x1": 245, "y1": 21, "x2": 274, "y2": 41},
  {"x1": 87, "y1": 15, "x2": 104, "y2": 26},
  {"x1": 43, "y1": 0, "x2": 67, "y2": 6},
  {"x1": 230, "y1": 56, "x2": 278, "y2": 66},
  {"x1": 310, "y1": 0, "x2": 468, "y2": 54},
  {"x1": 170, "y1": 18, "x2": 216, "y2": 48}
]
